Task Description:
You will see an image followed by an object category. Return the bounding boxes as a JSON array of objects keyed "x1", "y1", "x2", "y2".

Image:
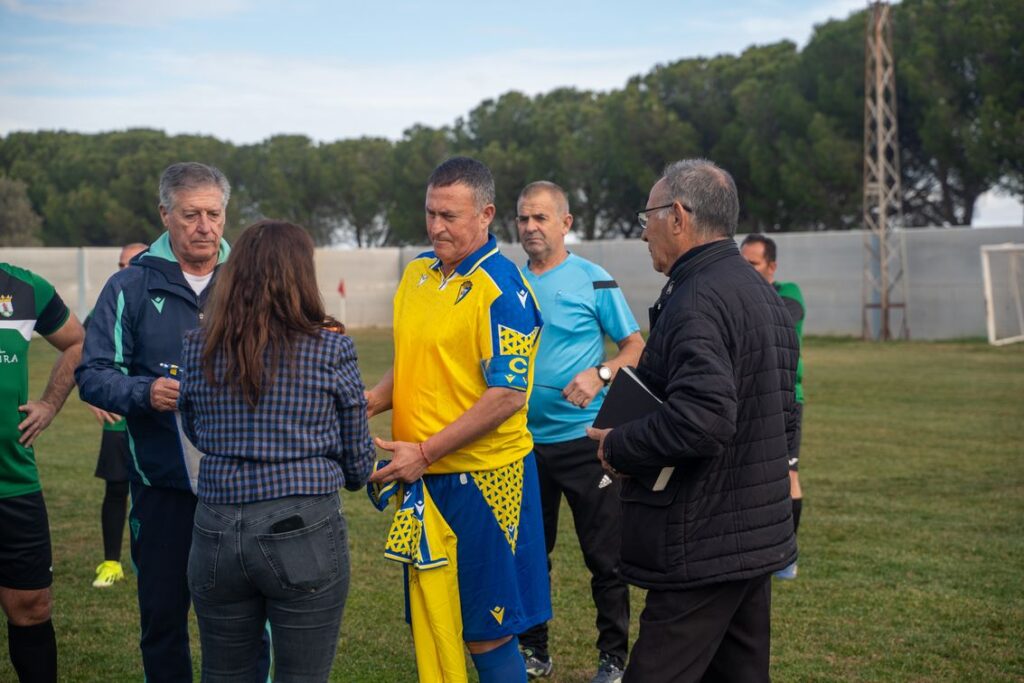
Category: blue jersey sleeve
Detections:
[
  {"x1": 482, "y1": 271, "x2": 543, "y2": 391},
  {"x1": 594, "y1": 280, "x2": 640, "y2": 344}
]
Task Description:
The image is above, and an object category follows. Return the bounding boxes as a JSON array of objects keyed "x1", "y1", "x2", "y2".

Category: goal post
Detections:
[{"x1": 981, "y1": 243, "x2": 1024, "y2": 346}]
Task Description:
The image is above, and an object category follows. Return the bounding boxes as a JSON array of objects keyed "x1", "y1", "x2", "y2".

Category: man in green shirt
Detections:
[
  {"x1": 0, "y1": 262, "x2": 85, "y2": 682},
  {"x1": 741, "y1": 234, "x2": 805, "y2": 580}
]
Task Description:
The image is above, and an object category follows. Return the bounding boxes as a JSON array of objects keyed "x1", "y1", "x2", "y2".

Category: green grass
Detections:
[{"x1": 2, "y1": 333, "x2": 1022, "y2": 681}]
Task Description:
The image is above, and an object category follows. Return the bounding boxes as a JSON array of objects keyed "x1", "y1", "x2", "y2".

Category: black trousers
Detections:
[
  {"x1": 624, "y1": 575, "x2": 772, "y2": 683},
  {"x1": 518, "y1": 436, "x2": 629, "y2": 662}
]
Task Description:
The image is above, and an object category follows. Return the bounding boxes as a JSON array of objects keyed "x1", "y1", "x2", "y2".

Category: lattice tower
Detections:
[{"x1": 862, "y1": 1, "x2": 910, "y2": 340}]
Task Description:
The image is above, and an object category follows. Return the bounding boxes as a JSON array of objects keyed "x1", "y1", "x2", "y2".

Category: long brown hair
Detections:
[{"x1": 200, "y1": 220, "x2": 341, "y2": 406}]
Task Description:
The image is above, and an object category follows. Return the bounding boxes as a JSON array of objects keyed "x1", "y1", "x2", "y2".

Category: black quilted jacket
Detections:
[{"x1": 604, "y1": 238, "x2": 799, "y2": 589}]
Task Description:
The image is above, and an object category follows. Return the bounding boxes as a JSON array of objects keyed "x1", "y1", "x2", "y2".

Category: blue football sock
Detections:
[{"x1": 471, "y1": 636, "x2": 526, "y2": 683}]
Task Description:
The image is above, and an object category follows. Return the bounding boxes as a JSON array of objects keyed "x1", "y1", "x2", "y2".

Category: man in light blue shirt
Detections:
[{"x1": 515, "y1": 181, "x2": 644, "y2": 683}]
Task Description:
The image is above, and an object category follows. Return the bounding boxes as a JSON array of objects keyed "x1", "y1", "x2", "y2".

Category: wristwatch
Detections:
[{"x1": 596, "y1": 364, "x2": 612, "y2": 385}]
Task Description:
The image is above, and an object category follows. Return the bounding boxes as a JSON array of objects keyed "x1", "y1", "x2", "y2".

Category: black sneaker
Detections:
[
  {"x1": 590, "y1": 652, "x2": 625, "y2": 683},
  {"x1": 521, "y1": 646, "x2": 553, "y2": 678}
]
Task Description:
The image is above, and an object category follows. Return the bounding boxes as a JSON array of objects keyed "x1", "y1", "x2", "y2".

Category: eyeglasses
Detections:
[{"x1": 636, "y1": 201, "x2": 691, "y2": 230}]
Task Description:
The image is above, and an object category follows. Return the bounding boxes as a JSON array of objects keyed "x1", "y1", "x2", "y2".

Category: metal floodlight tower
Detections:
[{"x1": 862, "y1": 1, "x2": 909, "y2": 340}]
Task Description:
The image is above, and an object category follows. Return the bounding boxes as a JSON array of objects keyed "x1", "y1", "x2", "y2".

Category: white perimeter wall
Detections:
[{"x1": 3, "y1": 225, "x2": 1022, "y2": 339}]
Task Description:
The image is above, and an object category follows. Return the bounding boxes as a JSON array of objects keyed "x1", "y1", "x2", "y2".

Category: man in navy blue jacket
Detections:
[{"x1": 76, "y1": 162, "x2": 238, "y2": 682}]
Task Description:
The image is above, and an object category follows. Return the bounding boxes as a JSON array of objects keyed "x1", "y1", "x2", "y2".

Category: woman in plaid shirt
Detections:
[{"x1": 178, "y1": 219, "x2": 375, "y2": 682}]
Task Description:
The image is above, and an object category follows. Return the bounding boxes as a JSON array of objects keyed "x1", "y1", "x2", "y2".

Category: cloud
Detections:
[
  {"x1": 0, "y1": 0, "x2": 246, "y2": 26},
  {"x1": 974, "y1": 190, "x2": 1024, "y2": 227},
  {"x1": 0, "y1": 53, "x2": 146, "y2": 91},
  {"x1": 0, "y1": 46, "x2": 668, "y2": 143},
  {"x1": 0, "y1": 1, "x2": 874, "y2": 144},
  {"x1": 679, "y1": 0, "x2": 865, "y2": 53}
]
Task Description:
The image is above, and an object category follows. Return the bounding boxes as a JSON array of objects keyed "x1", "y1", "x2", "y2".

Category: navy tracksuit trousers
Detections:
[{"x1": 129, "y1": 483, "x2": 197, "y2": 681}]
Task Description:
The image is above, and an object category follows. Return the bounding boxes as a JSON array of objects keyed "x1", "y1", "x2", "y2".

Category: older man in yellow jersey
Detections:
[{"x1": 368, "y1": 156, "x2": 549, "y2": 683}]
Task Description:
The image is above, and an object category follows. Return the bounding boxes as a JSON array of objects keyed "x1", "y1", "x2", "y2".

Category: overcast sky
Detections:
[{"x1": 0, "y1": 0, "x2": 1019, "y2": 225}]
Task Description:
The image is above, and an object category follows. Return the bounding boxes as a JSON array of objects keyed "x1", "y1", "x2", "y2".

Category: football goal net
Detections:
[{"x1": 981, "y1": 243, "x2": 1024, "y2": 346}]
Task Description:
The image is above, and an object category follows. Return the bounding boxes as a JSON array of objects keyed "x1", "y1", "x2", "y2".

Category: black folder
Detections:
[{"x1": 593, "y1": 367, "x2": 675, "y2": 491}]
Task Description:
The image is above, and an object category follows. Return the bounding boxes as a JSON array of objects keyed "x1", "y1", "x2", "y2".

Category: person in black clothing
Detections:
[
  {"x1": 85, "y1": 242, "x2": 147, "y2": 589},
  {"x1": 587, "y1": 158, "x2": 799, "y2": 682}
]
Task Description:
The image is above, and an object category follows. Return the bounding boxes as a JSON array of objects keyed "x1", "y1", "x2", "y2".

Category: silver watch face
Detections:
[{"x1": 598, "y1": 365, "x2": 612, "y2": 382}]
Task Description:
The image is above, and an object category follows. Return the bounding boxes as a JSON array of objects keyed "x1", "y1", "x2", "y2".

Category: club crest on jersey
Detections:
[
  {"x1": 0, "y1": 295, "x2": 12, "y2": 318},
  {"x1": 455, "y1": 281, "x2": 473, "y2": 305}
]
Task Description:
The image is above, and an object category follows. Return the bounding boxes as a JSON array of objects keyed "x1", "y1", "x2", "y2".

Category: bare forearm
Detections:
[
  {"x1": 563, "y1": 332, "x2": 646, "y2": 408},
  {"x1": 605, "y1": 332, "x2": 644, "y2": 377},
  {"x1": 366, "y1": 367, "x2": 394, "y2": 417},
  {"x1": 40, "y1": 342, "x2": 82, "y2": 411},
  {"x1": 370, "y1": 386, "x2": 527, "y2": 484},
  {"x1": 423, "y1": 387, "x2": 525, "y2": 462}
]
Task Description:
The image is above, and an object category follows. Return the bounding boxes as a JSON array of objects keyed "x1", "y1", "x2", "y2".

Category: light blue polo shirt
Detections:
[{"x1": 521, "y1": 253, "x2": 639, "y2": 444}]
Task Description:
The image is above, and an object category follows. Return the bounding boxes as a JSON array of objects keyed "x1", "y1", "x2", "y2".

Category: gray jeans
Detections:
[{"x1": 188, "y1": 492, "x2": 349, "y2": 682}]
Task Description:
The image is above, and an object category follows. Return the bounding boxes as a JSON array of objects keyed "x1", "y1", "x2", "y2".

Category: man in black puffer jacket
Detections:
[{"x1": 588, "y1": 159, "x2": 799, "y2": 682}]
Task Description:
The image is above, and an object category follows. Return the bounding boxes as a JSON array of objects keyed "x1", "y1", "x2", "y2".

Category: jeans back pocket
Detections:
[
  {"x1": 257, "y1": 514, "x2": 341, "y2": 593},
  {"x1": 188, "y1": 524, "x2": 221, "y2": 593}
]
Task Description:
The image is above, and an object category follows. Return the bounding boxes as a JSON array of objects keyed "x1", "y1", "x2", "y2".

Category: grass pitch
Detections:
[{"x1": 1, "y1": 332, "x2": 1022, "y2": 681}]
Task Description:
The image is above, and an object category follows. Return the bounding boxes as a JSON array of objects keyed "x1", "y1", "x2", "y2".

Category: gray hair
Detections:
[
  {"x1": 661, "y1": 159, "x2": 739, "y2": 238},
  {"x1": 158, "y1": 162, "x2": 231, "y2": 211},
  {"x1": 518, "y1": 180, "x2": 570, "y2": 215},
  {"x1": 427, "y1": 156, "x2": 495, "y2": 210}
]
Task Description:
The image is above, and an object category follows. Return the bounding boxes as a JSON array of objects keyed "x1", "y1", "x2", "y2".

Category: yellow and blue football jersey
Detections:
[{"x1": 391, "y1": 234, "x2": 542, "y2": 473}]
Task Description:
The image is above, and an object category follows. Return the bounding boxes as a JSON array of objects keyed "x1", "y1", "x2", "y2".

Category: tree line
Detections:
[{"x1": 0, "y1": 0, "x2": 1019, "y2": 248}]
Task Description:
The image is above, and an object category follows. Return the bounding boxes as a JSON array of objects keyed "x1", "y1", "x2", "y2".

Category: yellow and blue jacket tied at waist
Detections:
[
  {"x1": 368, "y1": 460, "x2": 468, "y2": 682},
  {"x1": 366, "y1": 457, "x2": 547, "y2": 683},
  {"x1": 367, "y1": 462, "x2": 449, "y2": 570}
]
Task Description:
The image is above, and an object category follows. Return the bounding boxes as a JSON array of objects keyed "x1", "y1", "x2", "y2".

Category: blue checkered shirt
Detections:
[{"x1": 178, "y1": 328, "x2": 375, "y2": 504}]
